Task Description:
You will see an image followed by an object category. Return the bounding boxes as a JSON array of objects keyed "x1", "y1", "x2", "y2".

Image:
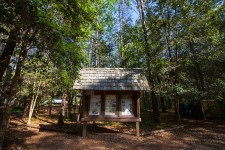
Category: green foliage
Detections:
[{"x1": 1, "y1": 0, "x2": 225, "y2": 119}]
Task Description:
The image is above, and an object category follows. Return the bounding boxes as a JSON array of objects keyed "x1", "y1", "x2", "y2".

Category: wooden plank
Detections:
[
  {"x1": 94, "y1": 90, "x2": 134, "y2": 95},
  {"x1": 101, "y1": 94, "x2": 105, "y2": 116},
  {"x1": 81, "y1": 117, "x2": 141, "y2": 122}
]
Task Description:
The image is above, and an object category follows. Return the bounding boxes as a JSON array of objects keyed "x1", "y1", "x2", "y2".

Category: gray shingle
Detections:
[{"x1": 73, "y1": 68, "x2": 150, "y2": 91}]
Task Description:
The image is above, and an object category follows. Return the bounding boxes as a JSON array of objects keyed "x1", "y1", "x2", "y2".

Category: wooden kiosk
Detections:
[{"x1": 73, "y1": 68, "x2": 150, "y2": 137}]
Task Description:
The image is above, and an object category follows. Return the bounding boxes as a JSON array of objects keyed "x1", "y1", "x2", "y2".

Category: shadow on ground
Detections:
[{"x1": 3, "y1": 116, "x2": 225, "y2": 150}]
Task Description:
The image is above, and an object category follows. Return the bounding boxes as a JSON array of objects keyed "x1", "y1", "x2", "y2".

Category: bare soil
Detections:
[{"x1": 3, "y1": 115, "x2": 225, "y2": 150}]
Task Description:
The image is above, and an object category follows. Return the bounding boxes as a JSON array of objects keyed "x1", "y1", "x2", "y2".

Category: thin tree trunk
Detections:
[
  {"x1": 168, "y1": 97, "x2": 172, "y2": 109},
  {"x1": 68, "y1": 92, "x2": 74, "y2": 119},
  {"x1": 62, "y1": 90, "x2": 67, "y2": 117},
  {"x1": 188, "y1": 38, "x2": 206, "y2": 120},
  {"x1": 27, "y1": 95, "x2": 35, "y2": 125},
  {"x1": 143, "y1": 92, "x2": 147, "y2": 112},
  {"x1": 23, "y1": 98, "x2": 30, "y2": 117},
  {"x1": 27, "y1": 79, "x2": 41, "y2": 125},
  {"x1": 151, "y1": 91, "x2": 160, "y2": 122},
  {"x1": 95, "y1": 15, "x2": 100, "y2": 67},
  {"x1": 58, "y1": 90, "x2": 67, "y2": 126},
  {"x1": 49, "y1": 99, "x2": 52, "y2": 117},
  {"x1": 137, "y1": 0, "x2": 160, "y2": 122},
  {"x1": 160, "y1": 95, "x2": 166, "y2": 113},
  {"x1": 174, "y1": 32, "x2": 180, "y2": 122},
  {"x1": 174, "y1": 92, "x2": 181, "y2": 123},
  {"x1": 119, "y1": 0, "x2": 125, "y2": 67}
]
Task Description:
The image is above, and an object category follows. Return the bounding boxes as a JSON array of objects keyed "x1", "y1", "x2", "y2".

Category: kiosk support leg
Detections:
[
  {"x1": 82, "y1": 122, "x2": 87, "y2": 137},
  {"x1": 136, "y1": 122, "x2": 140, "y2": 136}
]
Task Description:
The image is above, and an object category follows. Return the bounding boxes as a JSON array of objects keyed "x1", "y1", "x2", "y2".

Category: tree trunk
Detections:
[
  {"x1": 48, "y1": 99, "x2": 52, "y2": 117},
  {"x1": 27, "y1": 80, "x2": 41, "y2": 125},
  {"x1": 62, "y1": 90, "x2": 67, "y2": 117},
  {"x1": 160, "y1": 95, "x2": 166, "y2": 113},
  {"x1": 188, "y1": 38, "x2": 206, "y2": 119},
  {"x1": 95, "y1": 15, "x2": 100, "y2": 67},
  {"x1": 0, "y1": 29, "x2": 18, "y2": 82},
  {"x1": 168, "y1": 97, "x2": 172, "y2": 109},
  {"x1": 119, "y1": 0, "x2": 125, "y2": 67},
  {"x1": 0, "y1": 65, "x2": 13, "y2": 106},
  {"x1": 174, "y1": 92, "x2": 181, "y2": 123},
  {"x1": 142, "y1": 92, "x2": 147, "y2": 112},
  {"x1": 58, "y1": 90, "x2": 67, "y2": 126},
  {"x1": 27, "y1": 95, "x2": 35, "y2": 125},
  {"x1": 151, "y1": 91, "x2": 160, "y2": 122},
  {"x1": 5, "y1": 30, "x2": 30, "y2": 106},
  {"x1": 67, "y1": 92, "x2": 74, "y2": 119},
  {"x1": 0, "y1": 106, "x2": 11, "y2": 146},
  {"x1": 23, "y1": 98, "x2": 30, "y2": 117},
  {"x1": 137, "y1": 0, "x2": 160, "y2": 122}
]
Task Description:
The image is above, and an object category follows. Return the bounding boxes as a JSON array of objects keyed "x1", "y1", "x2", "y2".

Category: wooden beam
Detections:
[
  {"x1": 94, "y1": 90, "x2": 134, "y2": 95},
  {"x1": 81, "y1": 117, "x2": 141, "y2": 122}
]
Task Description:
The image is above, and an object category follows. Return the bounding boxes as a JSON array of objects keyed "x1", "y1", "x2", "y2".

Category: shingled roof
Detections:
[{"x1": 73, "y1": 68, "x2": 150, "y2": 91}]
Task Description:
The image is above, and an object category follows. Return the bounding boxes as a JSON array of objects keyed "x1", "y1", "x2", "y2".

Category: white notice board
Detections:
[
  {"x1": 105, "y1": 95, "x2": 117, "y2": 115},
  {"x1": 89, "y1": 95, "x2": 101, "y2": 115},
  {"x1": 121, "y1": 95, "x2": 133, "y2": 116}
]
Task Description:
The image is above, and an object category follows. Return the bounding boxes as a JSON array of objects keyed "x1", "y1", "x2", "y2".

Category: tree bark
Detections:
[
  {"x1": 6, "y1": 30, "x2": 30, "y2": 106},
  {"x1": 67, "y1": 92, "x2": 74, "y2": 119},
  {"x1": 0, "y1": 106, "x2": 11, "y2": 145},
  {"x1": 0, "y1": 65, "x2": 13, "y2": 106},
  {"x1": 0, "y1": 29, "x2": 18, "y2": 82}
]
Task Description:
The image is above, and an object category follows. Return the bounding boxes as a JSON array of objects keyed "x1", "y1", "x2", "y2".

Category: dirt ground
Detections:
[{"x1": 3, "y1": 115, "x2": 225, "y2": 150}]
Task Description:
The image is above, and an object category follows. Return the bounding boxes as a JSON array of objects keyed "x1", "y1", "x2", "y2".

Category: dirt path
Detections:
[{"x1": 3, "y1": 119, "x2": 225, "y2": 150}]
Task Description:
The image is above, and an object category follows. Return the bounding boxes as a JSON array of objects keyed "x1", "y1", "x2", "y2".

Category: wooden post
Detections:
[
  {"x1": 136, "y1": 92, "x2": 141, "y2": 136},
  {"x1": 136, "y1": 122, "x2": 140, "y2": 136},
  {"x1": 117, "y1": 94, "x2": 121, "y2": 117},
  {"x1": 132, "y1": 93, "x2": 137, "y2": 117},
  {"x1": 101, "y1": 94, "x2": 105, "y2": 117},
  {"x1": 137, "y1": 92, "x2": 141, "y2": 118},
  {"x1": 82, "y1": 122, "x2": 87, "y2": 137}
]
